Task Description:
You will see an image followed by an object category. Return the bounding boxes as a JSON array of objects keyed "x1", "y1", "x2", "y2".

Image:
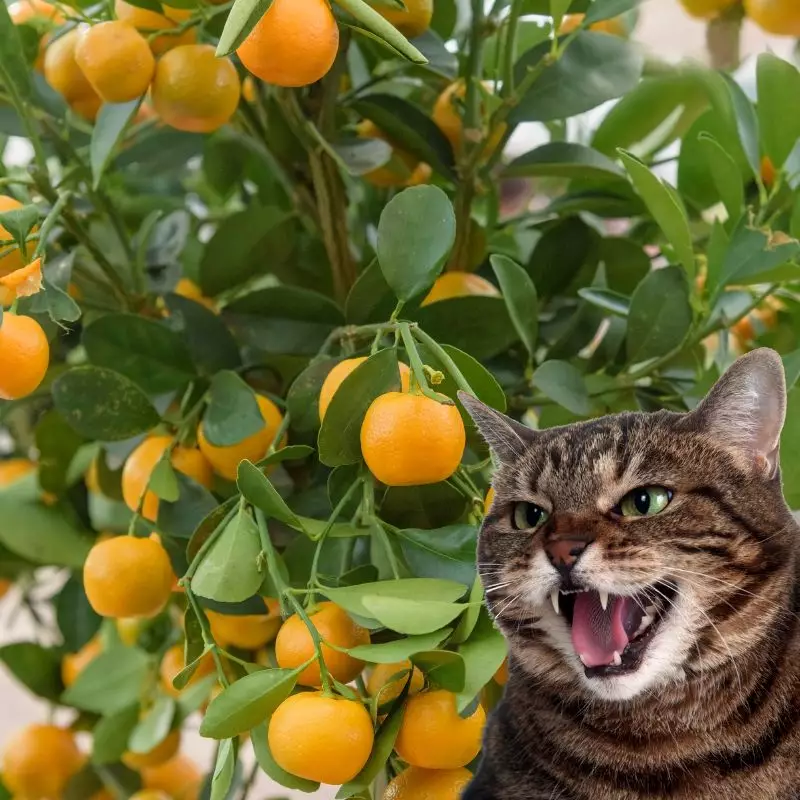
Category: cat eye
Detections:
[
  {"x1": 616, "y1": 486, "x2": 673, "y2": 518},
  {"x1": 512, "y1": 502, "x2": 549, "y2": 531}
]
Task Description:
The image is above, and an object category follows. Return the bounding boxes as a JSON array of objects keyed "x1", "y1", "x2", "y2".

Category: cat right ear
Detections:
[{"x1": 458, "y1": 391, "x2": 537, "y2": 463}]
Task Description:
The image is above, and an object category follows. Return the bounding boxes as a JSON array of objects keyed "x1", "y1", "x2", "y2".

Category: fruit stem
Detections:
[
  {"x1": 399, "y1": 323, "x2": 452, "y2": 404},
  {"x1": 410, "y1": 325, "x2": 476, "y2": 397},
  {"x1": 184, "y1": 584, "x2": 229, "y2": 687}
]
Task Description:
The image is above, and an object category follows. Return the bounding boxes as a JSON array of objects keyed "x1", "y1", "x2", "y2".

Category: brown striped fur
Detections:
[{"x1": 460, "y1": 349, "x2": 800, "y2": 799}]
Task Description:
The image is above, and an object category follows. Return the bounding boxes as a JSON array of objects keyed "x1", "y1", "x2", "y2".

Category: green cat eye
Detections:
[
  {"x1": 512, "y1": 502, "x2": 550, "y2": 531},
  {"x1": 618, "y1": 486, "x2": 673, "y2": 518}
]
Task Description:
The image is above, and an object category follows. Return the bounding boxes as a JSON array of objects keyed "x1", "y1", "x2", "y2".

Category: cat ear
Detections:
[
  {"x1": 690, "y1": 348, "x2": 786, "y2": 476},
  {"x1": 458, "y1": 391, "x2": 537, "y2": 463}
]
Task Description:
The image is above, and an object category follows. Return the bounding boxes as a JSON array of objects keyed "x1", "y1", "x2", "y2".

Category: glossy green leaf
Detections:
[
  {"x1": 0, "y1": 643, "x2": 62, "y2": 702},
  {"x1": 285, "y1": 357, "x2": 340, "y2": 433},
  {"x1": 503, "y1": 142, "x2": 624, "y2": 181},
  {"x1": 202, "y1": 371, "x2": 263, "y2": 447},
  {"x1": 756, "y1": 53, "x2": 800, "y2": 169},
  {"x1": 782, "y1": 349, "x2": 800, "y2": 391},
  {"x1": 210, "y1": 738, "x2": 235, "y2": 800},
  {"x1": 584, "y1": 0, "x2": 641, "y2": 22},
  {"x1": 92, "y1": 705, "x2": 140, "y2": 765},
  {"x1": 53, "y1": 367, "x2": 160, "y2": 441},
  {"x1": 348, "y1": 629, "x2": 453, "y2": 662},
  {"x1": 698, "y1": 133, "x2": 744, "y2": 224},
  {"x1": 158, "y1": 473, "x2": 217, "y2": 540},
  {"x1": 251, "y1": 724, "x2": 319, "y2": 793},
  {"x1": 56, "y1": 575, "x2": 102, "y2": 653},
  {"x1": 335, "y1": 0, "x2": 426, "y2": 63},
  {"x1": 528, "y1": 216, "x2": 598, "y2": 299},
  {"x1": 362, "y1": 596, "x2": 465, "y2": 635},
  {"x1": 332, "y1": 137, "x2": 392, "y2": 176},
  {"x1": 455, "y1": 608, "x2": 507, "y2": 712},
  {"x1": 216, "y1": 0, "x2": 273, "y2": 55},
  {"x1": 452, "y1": 576, "x2": 483, "y2": 644},
  {"x1": 128, "y1": 695, "x2": 175, "y2": 754},
  {"x1": 490, "y1": 254, "x2": 538, "y2": 359},
  {"x1": 36, "y1": 409, "x2": 85, "y2": 497},
  {"x1": 626, "y1": 266, "x2": 692, "y2": 364},
  {"x1": 532, "y1": 360, "x2": 592, "y2": 416},
  {"x1": 722, "y1": 74, "x2": 760, "y2": 178},
  {"x1": 345, "y1": 260, "x2": 397, "y2": 325},
  {"x1": 578, "y1": 287, "x2": 630, "y2": 316},
  {"x1": 377, "y1": 186, "x2": 456, "y2": 301},
  {"x1": 91, "y1": 100, "x2": 140, "y2": 189},
  {"x1": 718, "y1": 224, "x2": 800, "y2": 287},
  {"x1": 411, "y1": 649, "x2": 465, "y2": 692},
  {"x1": 237, "y1": 460, "x2": 305, "y2": 531},
  {"x1": 150, "y1": 457, "x2": 179, "y2": 503},
  {"x1": 396, "y1": 525, "x2": 477, "y2": 587}
]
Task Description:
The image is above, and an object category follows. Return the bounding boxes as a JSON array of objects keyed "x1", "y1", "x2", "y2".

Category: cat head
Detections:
[{"x1": 461, "y1": 348, "x2": 796, "y2": 702}]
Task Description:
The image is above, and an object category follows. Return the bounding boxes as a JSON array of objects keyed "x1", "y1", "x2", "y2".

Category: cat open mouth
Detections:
[{"x1": 552, "y1": 581, "x2": 677, "y2": 677}]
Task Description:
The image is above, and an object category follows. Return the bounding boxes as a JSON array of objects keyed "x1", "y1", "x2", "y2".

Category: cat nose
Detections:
[{"x1": 544, "y1": 538, "x2": 589, "y2": 577}]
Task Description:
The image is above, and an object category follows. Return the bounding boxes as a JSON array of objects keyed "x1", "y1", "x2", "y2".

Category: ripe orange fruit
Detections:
[
  {"x1": 678, "y1": 0, "x2": 738, "y2": 18},
  {"x1": 432, "y1": 81, "x2": 505, "y2": 158},
  {"x1": 319, "y1": 358, "x2": 410, "y2": 422},
  {"x1": 1, "y1": 724, "x2": 83, "y2": 798},
  {"x1": 484, "y1": 486, "x2": 495, "y2": 514},
  {"x1": 377, "y1": 0, "x2": 432, "y2": 37},
  {"x1": 151, "y1": 44, "x2": 240, "y2": 133},
  {"x1": 160, "y1": 644, "x2": 215, "y2": 697},
  {"x1": 197, "y1": 395, "x2": 284, "y2": 480},
  {"x1": 237, "y1": 0, "x2": 339, "y2": 87},
  {"x1": 0, "y1": 458, "x2": 35, "y2": 486},
  {"x1": 383, "y1": 767, "x2": 473, "y2": 800},
  {"x1": 0, "y1": 258, "x2": 44, "y2": 307},
  {"x1": 394, "y1": 690, "x2": 486, "y2": 769},
  {"x1": 367, "y1": 661, "x2": 425, "y2": 704},
  {"x1": 560, "y1": 13, "x2": 628, "y2": 35},
  {"x1": 268, "y1": 692, "x2": 374, "y2": 784},
  {"x1": 142, "y1": 754, "x2": 203, "y2": 800},
  {"x1": 0, "y1": 313, "x2": 49, "y2": 401},
  {"x1": 75, "y1": 21, "x2": 155, "y2": 103},
  {"x1": 0, "y1": 579, "x2": 12, "y2": 599},
  {"x1": 275, "y1": 601, "x2": 369, "y2": 686},
  {"x1": 207, "y1": 597, "x2": 281, "y2": 650},
  {"x1": 83, "y1": 535, "x2": 174, "y2": 618},
  {"x1": 175, "y1": 278, "x2": 215, "y2": 310},
  {"x1": 745, "y1": 0, "x2": 800, "y2": 34},
  {"x1": 61, "y1": 638, "x2": 102, "y2": 687},
  {"x1": 130, "y1": 792, "x2": 171, "y2": 800},
  {"x1": 761, "y1": 155, "x2": 777, "y2": 187},
  {"x1": 114, "y1": 0, "x2": 195, "y2": 54},
  {"x1": 123, "y1": 729, "x2": 181, "y2": 769},
  {"x1": 0, "y1": 196, "x2": 32, "y2": 277},
  {"x1": 43, "y1": 29, "x2": 102, "y2": 121},
  {"x1": 493, "y1": 658, "x2": 508, "y2": 686},
  {"x1": 421, "y1": 272, "x2": 499, "y2": 306},
  {"x1": 8, "y1": 0, "x2": 64, "y2": 70},
  {"x1": 361, "y1": 393, "x2": 465, "y2": 487},
  {"x1": 122, "y1": 435, "x2": 212, "y2": 520}
]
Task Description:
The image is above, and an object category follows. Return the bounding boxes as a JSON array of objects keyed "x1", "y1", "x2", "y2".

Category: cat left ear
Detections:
[
  {"x1": 458, "y1": 391, "x2": 537, "y2": 463},
  {"x1": 689, "y1": 348, "x2": 786, "y2": 477}
]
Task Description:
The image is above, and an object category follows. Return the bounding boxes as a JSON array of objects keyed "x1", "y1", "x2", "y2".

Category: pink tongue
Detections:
[{"x1": 571, "y1": 592, "x2": 632, "y2": 668}]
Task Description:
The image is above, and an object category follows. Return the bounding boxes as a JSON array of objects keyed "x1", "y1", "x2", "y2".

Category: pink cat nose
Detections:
[{"x1": 544, "y1": 538, "x2": 589, "y2": 577}]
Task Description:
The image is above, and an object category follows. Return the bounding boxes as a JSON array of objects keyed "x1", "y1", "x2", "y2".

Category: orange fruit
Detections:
[
  {"x1": 130, "y1": 792, "x2": 171, "y2": 800},
  {"x1": 0, "y1": 258, "x2": 43, "y2": 307},
  {"x1": 319, "y1": 358, "x2": 410, "y2": 422},
  {"x1": 0, "y1": 196, "x2": 33, "y2": 277},
  {"x1": 761, "y1": 155, "x2": 777, "y2": 187},
  {"x1": 268, "y1": 692, "x2": 373, "y2": 784},
  {"x1": 8, "y1": 0, "x2": 64, "y2": 70},
  {"x1": 123, "y1": 729, "x2": 181, "y2": 769},
  {"x1": 421, "y1": 272, "x2": 499, "y2": 306},
  {"x1": 61, "y1": 638, "x2": 102, "y2": 687},
  {"x1": 361, "y1": 392, "x2": 465, "y2": 487},
  {"x1": 0, "y1": 579, "x2": 12, "y2": 599},
  {"x1": 366, "y1": 660, "x2": 425, "y2": 704},
  {"x1": 275, "y1": 601, "x2": 369, "y2": 687},
  {"x1": 122, "y1": 435, "x2": 212, "y2": 520},
  {"x1": 241, "y1": 76, "x2": 257, "y2": 103},
  {"x1": 151, "y1": 44, "x2": 240, "y2": 133},
  {"x1": 83, "y1": 535, "x2": 174, "y2": 618},
  {"x1": 0, "y1": 313, "x2": 49, "y2": 401},
  {"x1": 745, "y1": 0, "x2": 800, "y2": 34},
  {"x1": 237, "y1": 0, "x2": 339, "y2": 87},
  {"x1": 207, "y1": 597, "x2": 281, "y2": 650},
  {"x1": 0, "y1": 458, "x2": 35, "y2": 487},
  {"x1": 484, "y1": 486, "x2": 495, "y2": 514},
  {"x1": 114, "y1": 0, "x2": 195, "y2": 54},
  {"x1": 560, "y1": 13, "x2": 628, "y2": 35},
  {"x1": 395, "y1": 690, "x2": 486, "y2": 769},
  {"x1": 160, "y1": 644, "x2": 215, "y2": 697},
  {"x1": 678, "y1": 0, "x2": 738, "y2": 18},
  {"x1": 1, "y1": 724, "x2": 83, "y2": 798},
  {"x1": 493, "y1": 658, "x2": 508, "y2": 686},
  {"x1": 432, "y1": 81, "x2": 505, "y2": 158},
  {"x1": 75, "y1": 21, "x2": 155, "y2": 103},
  {"x1": 175, "y1": 278, "x2": 214, "y2": 310},
  {"x1": 89, "y1": 790, "x2": 115, "y2": 800},
  {"x1": 197, "y1": 395, "x2": 284, "y2": 480},
  {"x1": 43, "y1": 29, "x2": 102, "y2": 121},
  {"x1": 383, "y1": 767, "x2": 473, "y2": 800},
  {"x1": 142, "y1": 754, "x2": 203, "y2": 800},
  {"x1": 376, "y1": 0, "x2": 432, "y2": 37}
]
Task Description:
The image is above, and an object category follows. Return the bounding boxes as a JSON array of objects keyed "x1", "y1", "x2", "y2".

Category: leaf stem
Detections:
[{"x1": 181, "y1": 500, "x2": 241, "y2": 581}]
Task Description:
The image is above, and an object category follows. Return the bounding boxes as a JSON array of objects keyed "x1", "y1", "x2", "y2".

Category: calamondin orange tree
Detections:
[{"x1": 0, "y1": 0, "x2": 800, "y2": 796}]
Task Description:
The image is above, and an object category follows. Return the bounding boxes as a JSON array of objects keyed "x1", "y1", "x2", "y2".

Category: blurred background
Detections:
[{"x1": 0, "y1": 0, "x2": 795, "y2": 797}]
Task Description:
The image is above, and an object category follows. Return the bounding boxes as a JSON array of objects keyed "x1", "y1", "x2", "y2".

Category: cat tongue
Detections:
[{"x1": 571, "y1": 592, "x2": 634, "y2": 668}]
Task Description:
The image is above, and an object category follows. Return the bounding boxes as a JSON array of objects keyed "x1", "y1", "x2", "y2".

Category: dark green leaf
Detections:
[
  {"x1": 381, "y1": 482, "x2": 468, "y2": 530},
  {"x1": 348, "y1": 629, "x2": 452, "y2": 662},
  {"x1": 722, "y1": 73, "x2": 759, "y2": 178},
  {"x1": 411, "y1": 650, "x2": 465, "y2": 692},
  {"x1": 584, "y1": 0, "x2": 641, "y2": 23},
  {"x1": 91, "y1": 100, "x2": 140, "y2": 189},
  {"x1": 56, "y1": 575, "x2": 102, "y2": 653},
  {"x1": 158, "y1": 473, "x2": 217, "y2": 540},
  {"x1": 285, "y1": 357, "x2": 340, "y2": 433},
  {"x1": 36, "y1": 409, "x2": 85, "y2": 497},
  {"x1": 345, "y1": 260, "x2": 396, "y2": 325},
  {"x1": 52, "y1": 367, "x2": 161, "y2": 441},
  {"x1": 757, "y1": 53, "x2": 800, "y2": 169},
  {"x1": 0, "y1": 643, "x2": 62, "y2": 701},
  {"x1": 532, "y1": 360, "x2": 592, "y2": 416},
  {"x1": 698, "y1": 133, "x2": 744, "y2": 223},
  {"x1": 396, "y1": 525, "x2": 477, "y2": 587},
  {"x1": 216, "y1": 0, "x2": 273, "y2": 55},
  {"x1": 528, "y1": 216, "x2": 598, "y2": 299},
  {"x1": 251, "y1": 724, "x2": 319, "y2": 792},
  {"x1": 202, "y1": 371, "x2": 263, "y2": 447},
  {"x1": 490, "y1": 254, "x2": 538, "y2": 359},
  {"x1": 237, "y1": 460, "x2": 305, "y2": 531},
  {"x1": 719, "y1": 223, "x2": 800, "y2": 288},
  {"x1": 92, "y1": 705, "x2": 140, "y2": 765},
  {"x1": 503, "y1": 142, "x2": 624, "y2": 181},
  {"x1": 578, "y1": 287, "x2": 630, "y2": 316},
  {"x1": 455, "y1": 608, "x2": 507, "y2": 711},
  {"x1": 128, "y1": 695, "x2": 175, "y2": 754}
]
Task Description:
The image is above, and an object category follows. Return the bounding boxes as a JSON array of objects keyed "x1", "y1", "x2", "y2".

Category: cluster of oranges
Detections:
[{"x1": 679, "y1": 0, "x2": 800, "y2": 35}]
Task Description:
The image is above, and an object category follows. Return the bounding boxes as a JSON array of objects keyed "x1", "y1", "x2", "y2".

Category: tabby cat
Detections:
[{"x1": 459, "y1": 348, "x2": 800, "y2": 800}]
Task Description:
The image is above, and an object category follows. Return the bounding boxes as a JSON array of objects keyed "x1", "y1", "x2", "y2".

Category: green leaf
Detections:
[
  {"x1": 348, "y1": 629, "x2": 452, "y2": 662},
  {"x1": 202, "y1": 372, "x2": 263, "y2": 447},
  {"x1": 619, "y1": 150, "x2": 695, "y2": 277},
  {"x1": 697, "y1": 133, "x2": 744, "y2": 224},
  {"x1": 192, "y1": 507, "x2": 263, "y2": 603},
  {"x1": 215, "y1": 0, "x2": 273, "y2": 55},
  {"x1": 781, "y1": 388, "x2": 800, "y2": 509},
  {"x1": 56, "y1": 575, "x2": 102, "y2": 653},
  {"x1": 36, "y1": 409, "x2": 85, "y2": 497},
  {"x1": 334, "y1": 0, "x2": 426, "y2": 64},
  {"x1": 411, "y1": 649, "x2": 465, "y2": 692},
  {"x1": 549, "y1": 0, "x2": 572, "y2": 27},
  {"x1": 395, "y1": 525, "x2": 477, "y2": 587},
  {"x1": 251, "y1": 724, "x2": 319, "y2": 793},
  {"x1": 511, "y1": 31, "x2": 643, "y2": 124},
  {"x1": 503, "y1": 142, "x2": 624, "y2": 181},
  {"x1": 626, "y1": 266, "x2": 692, "y2": 364},
  {"x1": 756, "y1": 53, "x2": 800, "y2": 169},
  {"x1": 719, "y1": 223, "x2": 800, "y2": 288},
  {"x1": 332, "y1": 137, "x2": 392, "y2": 176},
  {"x1": 722, "y1": 74, "x2": 760, "y2": 178},
  {"x1": 377, "y1": 186, "x2": 456, "y2": 302},
  {"x1": 353, "y1": 95, "x2": 456, "y2": 180},
  {"x1": 455, "y1": 608, "x2": 507, "y2": 712},
  {"x1": 532, "y1": 360, "x2": 592, "y2": 416},
  {"x1": 782, "y1": 349, "x2": 800, "y2": 391},
  {"x1": 345, "y1": 260, "x2": 396, "y2": 326},
  {"x1": 451, "y1": 575, "x2": 483, "y2": 644},
  {"x1": 578, "y1": 287, "x2": 630, "y2": 316},
  {"x1": 529, "y1": 216, "x2": 598, "y2": 299},
  {"x1": 362, "y1": 596, "x2": 465, "y2": 635},
  {"x1": 92, "y1": 705, "x2": 140, "y2": 765},
  {"x1": 149, "y1": 457, "x2": 180, "y2": 503},
  {"x1": 318, "y1": 348, "x2": 403, "y2": 467},
  {"x1": 128, "y1": 695, "x2": 175, "y2": 754},
  {"x1": 490, "y1": 254, "x2": 538, "y2": 359},
  {"x1": 200, "y1": 668, "x2": 298, "y2": 739},
  {"x1": 258, "y1": 445, "x2": 314, "y2": 469},
  {"x1": 584, "y1": 0, "x2": 641, "y2": 22},
  {"x1": 52, "y1": 367, "x2": 161, "y2": 441},
  {"x1": 0, "y1": 203, "x2": 40, "y2": 251},
  {"x1": 83, "y1": 314, "x2": 196, "y2": 395},
  {"x1": 237, "y1": 460, "x2": 305, "y2": 532},
  {"x1": 62, "y1": 646, "x2": 151, "y2": 715},
  {"x1": 0, "y1": 643, "x2": 62, "y2": 702},
  {"x1": 210, "y1": 738, "x2": 235, "y2": 800},
  {"x1": 285, "y1": 357, "x2": 340, "y2": 433},
  {"x1": 0, "y1": 0, "x2": 34, "y2": 104},
  {"x1": 91, "y1": 100, "x2": 140, "y2": 189}
]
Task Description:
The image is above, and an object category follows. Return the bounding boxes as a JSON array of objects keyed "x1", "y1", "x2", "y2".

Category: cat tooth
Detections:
[
  {"x1": 550, "y1": 589, "x2": 560, "y2": 616},
  {"x1": 579, "y1": 653, "x2": 591, "y2": 667},
  {"x1": 599, "y1": 591, "x2": 609, "y2": 611},
  {"x1": 612, "y1": 651, "x2": 622, "y2": 666},
  {"x1": 645, "y1": 604, "x2": 657, "y2": 616}
]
